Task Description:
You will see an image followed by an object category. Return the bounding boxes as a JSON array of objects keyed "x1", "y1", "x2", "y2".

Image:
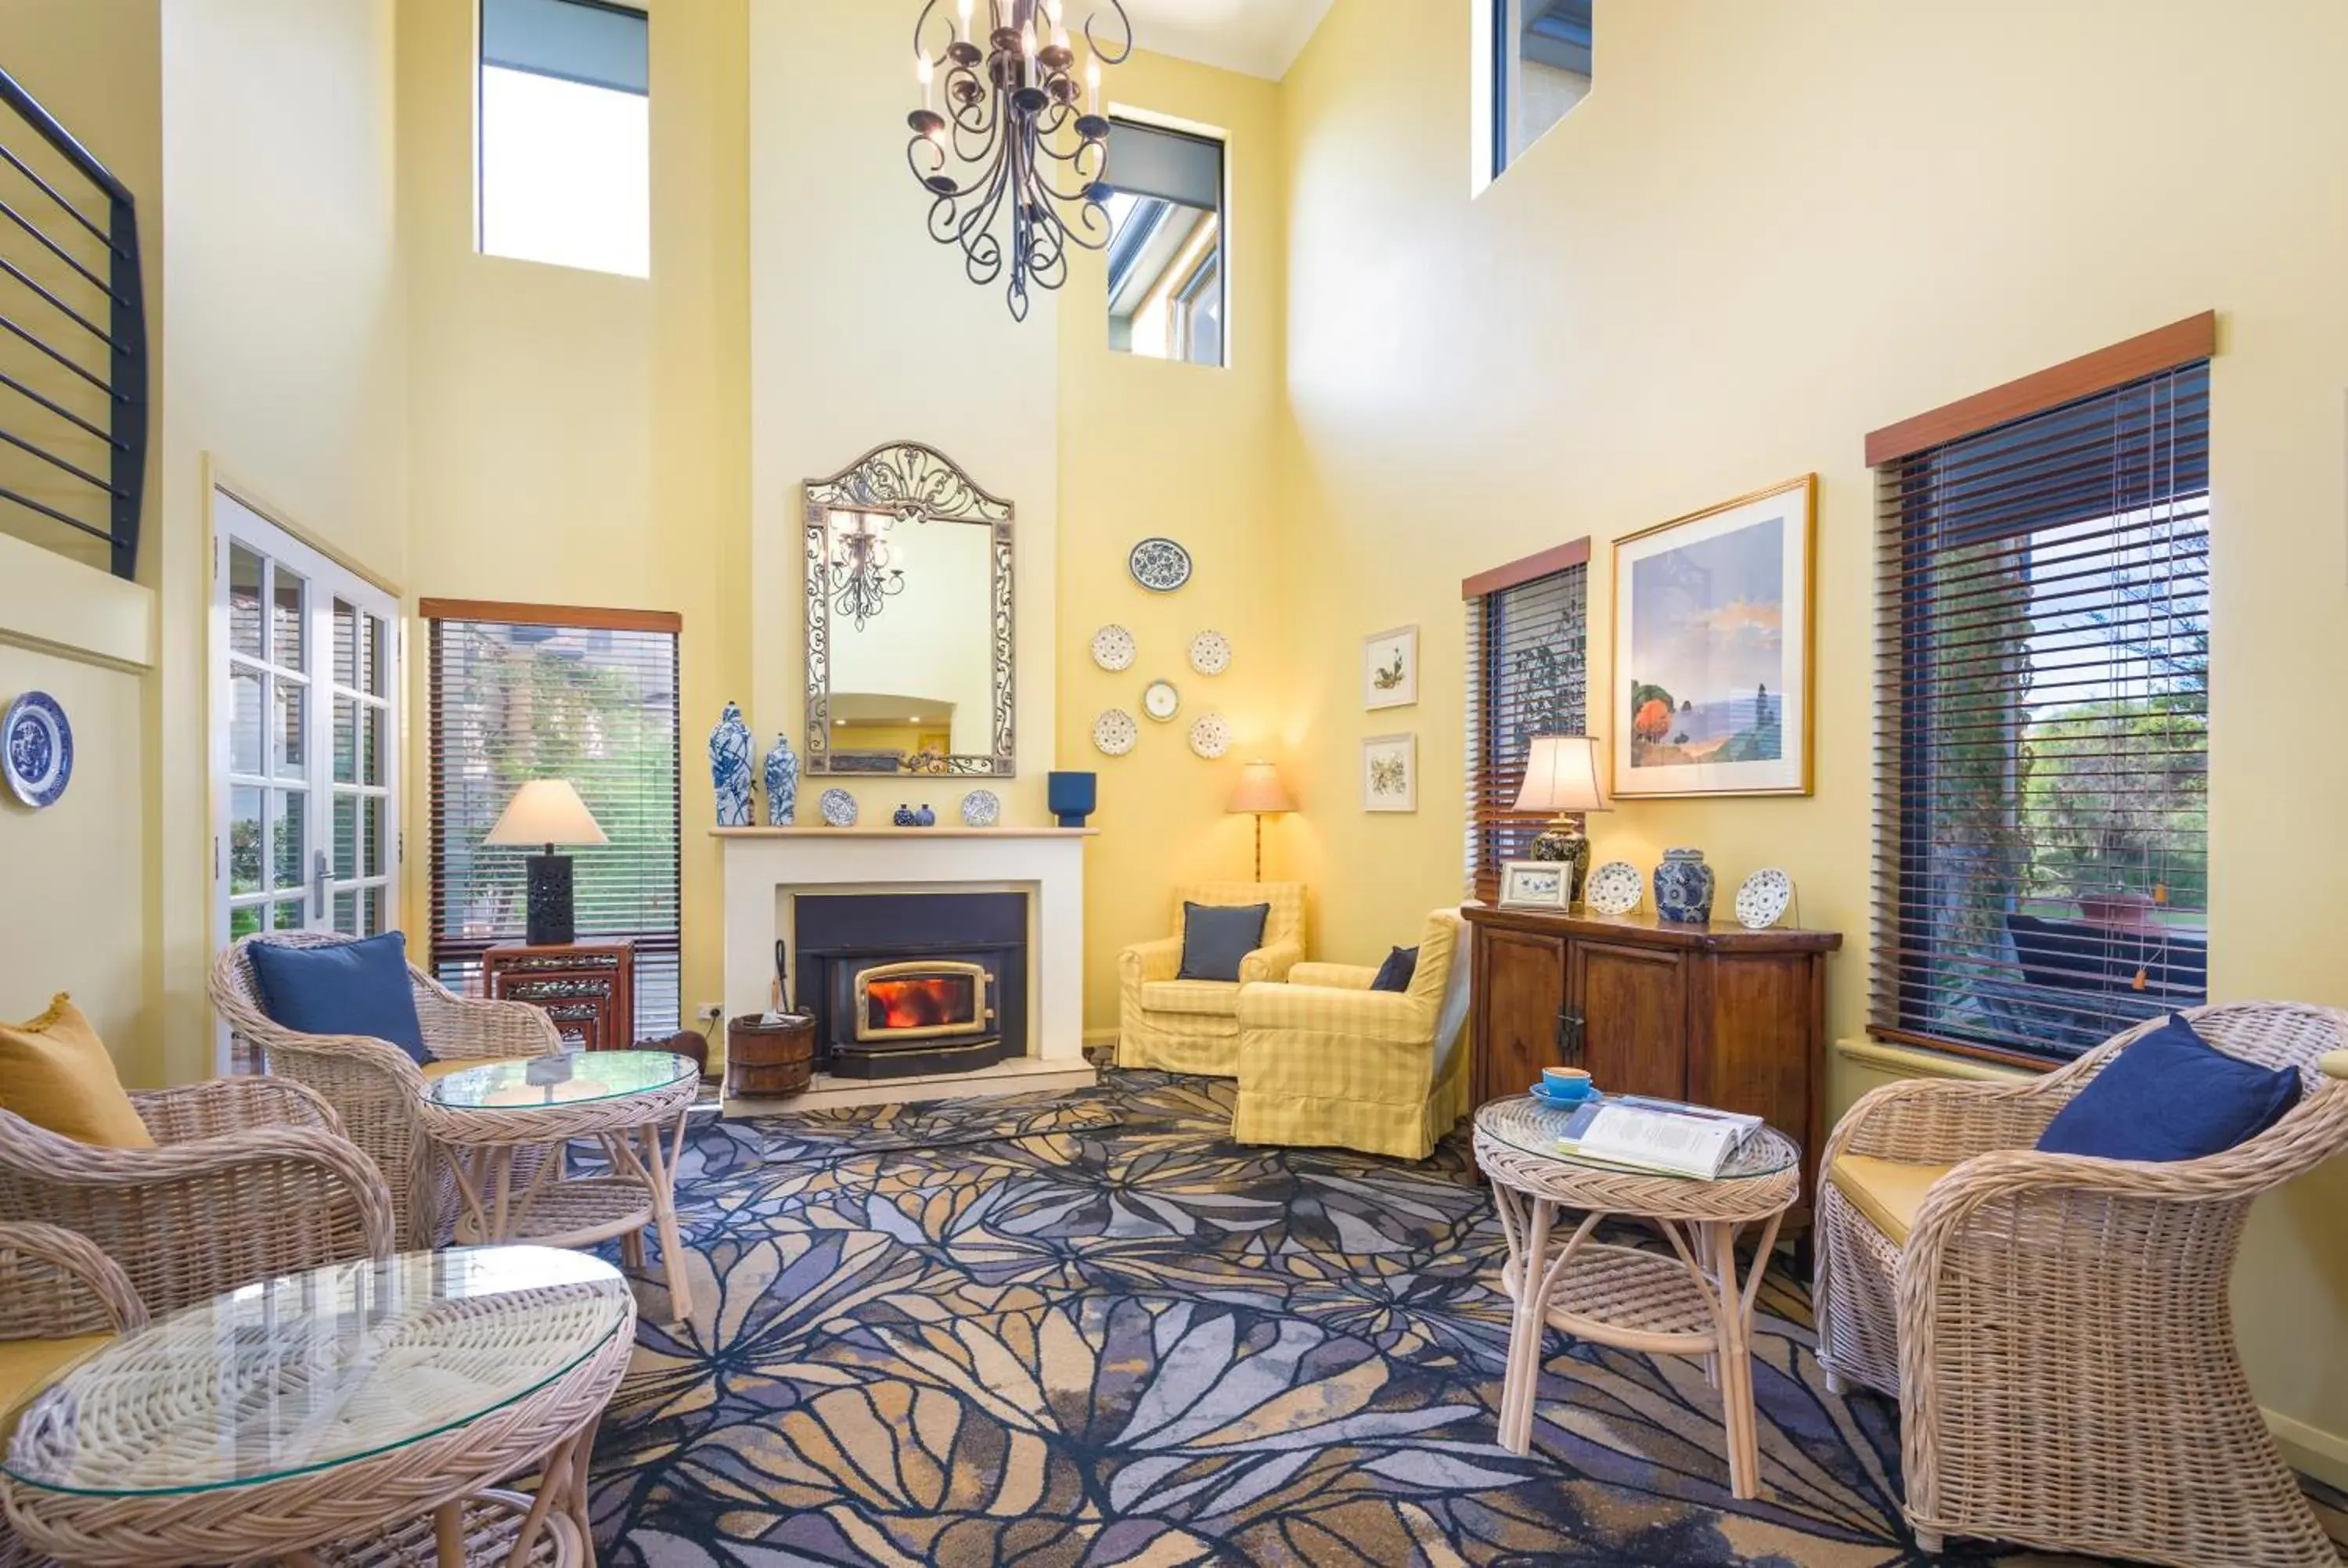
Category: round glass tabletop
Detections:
[
  {"x1": 1475, "y1": 1094, "x2": 1800, "y2": 1181},
  {"x1": 2, "y1": 1247, "x2": 628, "y2": 1498},
  {"x1": 427, "y1": 1049, "x2": 697, "y2": 1110}
]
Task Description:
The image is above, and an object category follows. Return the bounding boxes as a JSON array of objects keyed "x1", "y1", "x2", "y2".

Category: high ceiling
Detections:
[{"x1": 1117, "y1": 0, "x2": 1334, "y2": 81}]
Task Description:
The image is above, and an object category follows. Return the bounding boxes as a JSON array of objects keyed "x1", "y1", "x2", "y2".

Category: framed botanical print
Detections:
[
  {"x1": 1362, "y1": 733, "x2": 1417, "y2": 812},
  {"x1": 1497, "y1": 860, "x2": 1571, "y2": 910},
  {"x1": 1611, "y1": 476, "x2": 1815, "y2": 798},
  {"x1": 1363, "y1": 625, "x2": 1418, "y2": 710}
]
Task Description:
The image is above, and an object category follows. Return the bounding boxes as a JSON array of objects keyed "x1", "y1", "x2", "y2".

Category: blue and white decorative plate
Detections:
[
  {"x1": 2, "y1": 691, "x2": 71, "y2": 809},
  {"x1": 1128, "y1": 538, "x2": 1192, "y2": 593},
  {"x1": 819, "y1": 788, "x2": 859, "y2": 828},
  {"x1": 960, "y1": 789, "x2": 1001, "y2": 828}
]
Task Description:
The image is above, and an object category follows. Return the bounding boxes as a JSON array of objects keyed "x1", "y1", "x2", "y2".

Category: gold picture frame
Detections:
[{"x1": 1609, "y1": 475, "x2": 1817, "y2": 798}]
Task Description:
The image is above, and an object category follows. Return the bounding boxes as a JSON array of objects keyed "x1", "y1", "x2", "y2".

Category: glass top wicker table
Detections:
[
  {"x1": 417, "y1": 1049, "x2": 699, "y2": 1324},
  {"x1": 1473, "y1": 1094, "x2": 1801, "y2": 1500},
  {"x1": 0, "y1": 1246, "x2": 634, "y2": 1567}
]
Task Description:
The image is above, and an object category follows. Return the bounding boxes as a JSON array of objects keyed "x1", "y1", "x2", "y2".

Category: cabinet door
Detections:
[
  {"x1": 1477, "y1": 927, "x2": 1568, "y2": 1103},
  {"x1": 1571, "y1": 940, "x2": 1687, "y2": 1101}
]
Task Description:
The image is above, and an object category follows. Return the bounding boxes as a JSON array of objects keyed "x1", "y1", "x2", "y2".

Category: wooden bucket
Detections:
[{"x1": 726, "y1": 1013, "x2": 816, "y2": 1099}]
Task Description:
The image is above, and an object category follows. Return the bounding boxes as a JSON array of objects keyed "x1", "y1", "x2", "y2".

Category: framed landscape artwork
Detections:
[
  {"x1": 1363, "y1": 626, "x2": 1418, "y2": 710},
  {"x1": 1611, "y1": 475, "x2": 1815, "y2": 798},
  {"x1": 1362, "y1": 733, "x2": 1417, "y2": 812}
]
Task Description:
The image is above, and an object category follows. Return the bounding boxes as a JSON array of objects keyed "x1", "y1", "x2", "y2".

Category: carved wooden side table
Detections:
[{"x1": 483, "y1": 940, "x2": 636, "y2": 1052}]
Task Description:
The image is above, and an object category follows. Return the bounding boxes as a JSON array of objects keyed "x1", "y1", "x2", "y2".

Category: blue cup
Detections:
[{"x1": 1540, "y1": 1066, "x2": 1595, "y2": 1102}]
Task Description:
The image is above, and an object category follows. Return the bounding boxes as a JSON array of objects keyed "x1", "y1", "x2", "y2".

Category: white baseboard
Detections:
[{"x1": 2267, "y1": 1406, "x2": 2348, "y2": 1491}]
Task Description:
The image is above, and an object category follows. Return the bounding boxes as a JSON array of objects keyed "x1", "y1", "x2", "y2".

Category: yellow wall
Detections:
[
  {"x1": 1277, "y1": 0, "x2": 2348, "y2": 1475},
  {"x1": 1057, "y1": 52, "x2": 1288, "y2": 1037},
  {"x1": 395, "y1": 0, "x2": 747, "y2": 1037}
]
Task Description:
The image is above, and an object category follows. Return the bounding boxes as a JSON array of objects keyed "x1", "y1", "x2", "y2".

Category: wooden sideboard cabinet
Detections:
[
  {"x1": 1463, "y1": 905, "x2": 1842, "y2": 1225},
  {"x1": 482, "y1": 940, "x2": 636, "y2": 1053}
]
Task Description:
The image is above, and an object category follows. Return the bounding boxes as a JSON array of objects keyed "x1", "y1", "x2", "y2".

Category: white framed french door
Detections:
[{"x1": 209, "y1": 487, "x2": 402, "y2": 1071}]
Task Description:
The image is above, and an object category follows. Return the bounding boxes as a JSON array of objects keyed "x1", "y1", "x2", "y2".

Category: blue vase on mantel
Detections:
[
  {"x1": 1654, "y1": 847, "x2": 1716, "y2": 924},
  {"x1": 763, "y1": 734, "x2": 799, "y2": 827},
  {"x1": 710, "y1": 702, "x2": 754, "y2": 828}
]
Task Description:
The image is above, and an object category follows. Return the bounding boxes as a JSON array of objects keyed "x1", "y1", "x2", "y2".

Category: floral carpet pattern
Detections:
[{"x1": 588, "y1": 1071, "x2": 2347, "y2": 1566}]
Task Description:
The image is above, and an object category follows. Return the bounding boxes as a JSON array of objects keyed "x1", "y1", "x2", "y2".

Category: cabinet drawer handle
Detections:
[{"x1": 1555, "y1": 1008, "x2": 1585, "y2": 1060}]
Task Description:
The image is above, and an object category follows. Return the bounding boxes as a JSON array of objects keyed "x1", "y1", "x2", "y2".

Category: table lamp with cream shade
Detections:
[
  {"x1": 487, "y1": 779, "x2": 608, "y2": 946},
  {"x1": 1226, "y1": 760, "x2": 1295, "y2": 881},
  {"x1": 1514, "y1": 735, "x2": 1609, "y2": 904}
]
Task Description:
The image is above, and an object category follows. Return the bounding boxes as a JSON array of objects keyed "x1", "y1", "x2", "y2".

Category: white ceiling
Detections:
[{"x1": 1115, "y1": 0, "x2": 1334, "y2": 81}]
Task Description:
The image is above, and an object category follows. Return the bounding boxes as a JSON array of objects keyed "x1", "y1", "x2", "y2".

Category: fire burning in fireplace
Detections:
[{"x1": 855, "y1": 962, "x2": 989, "y2": 1041}]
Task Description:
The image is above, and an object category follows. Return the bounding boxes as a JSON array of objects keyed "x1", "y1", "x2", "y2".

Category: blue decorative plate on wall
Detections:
[
  {"x1": 2, "y1": 691, "x2": 72, "y2": 809},
  {"x1": 1127, "y1": 537, "x2": 1193, "y2": 593}
]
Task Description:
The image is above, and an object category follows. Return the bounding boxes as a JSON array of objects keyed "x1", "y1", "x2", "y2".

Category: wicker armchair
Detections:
[
  {"x1": 210, "y1": 932, "x2": 559, "y2": 1249},
  {"x1": 0, "y1": 1077, "x2": 392, "y2": 1319},
  {"x1": 1814, "y1": 1002, "x2": 2348, "y2": 1566}
]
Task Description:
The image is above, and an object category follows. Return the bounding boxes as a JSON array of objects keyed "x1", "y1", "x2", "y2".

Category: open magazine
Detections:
[{"x1": 1554, "y1": 1096, "x2": 1763, "y2": 1179}]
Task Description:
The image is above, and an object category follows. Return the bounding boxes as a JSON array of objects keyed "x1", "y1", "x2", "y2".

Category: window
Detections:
[
  {"x1": 1464, "y1": 543, "x2": 1590, "y2": 903},
  {"x1": 479, "y1": 0, "x2": 650, "y2": 278},
  {"x1": 1101, "y1": 119, "x2": 1225, "y2": 368},
  {"x1": 1873, "y1": 335, "x2": 2211, "y2": 1064},
  {"x1": 1493, "y1": 0, "x2": 1592, "y2": 178},
  {"x1": 425, "y1": 603, "x2": 682, "y2": 1033}
]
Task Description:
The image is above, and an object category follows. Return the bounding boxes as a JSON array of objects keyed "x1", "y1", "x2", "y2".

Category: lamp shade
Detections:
[
  {"x1": 1226, "y1": 760, "x2": 1295, "y2": 815},
  {"x1": 485, "y1": 779, "x2": 609, "y2": 847},
  {"x1": 1512, "y1": 735, "x2": 1609, "y2": 815}
]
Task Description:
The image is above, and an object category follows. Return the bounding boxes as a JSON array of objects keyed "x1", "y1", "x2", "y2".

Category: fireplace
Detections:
[{"x1": 794, "y1": 892, "x2": 1025, "y2": 1079}]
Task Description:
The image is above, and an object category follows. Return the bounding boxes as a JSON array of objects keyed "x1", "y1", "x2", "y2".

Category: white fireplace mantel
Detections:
[{"x1": 715, "y1": 826, "x2": 1096, "y2": 1111}]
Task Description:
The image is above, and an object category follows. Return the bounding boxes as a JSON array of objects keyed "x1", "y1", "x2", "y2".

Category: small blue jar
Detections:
[{"x1": 1653, "y1": 848, "x2": 1716, "y2": 924}]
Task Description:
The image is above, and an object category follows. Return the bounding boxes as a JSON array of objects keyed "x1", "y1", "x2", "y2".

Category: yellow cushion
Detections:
[
  {"x1": 0, "y1": 1333, "x2": 113, "y2": 1444},
  {"x1": 1139, "y1": 980, "x2": 1243, "y2": 1018},
  {"x1": 1828, "y1": 1154, "x2": 1955, "y2": 1246},
  {"x1": 421, "y1": 1056, "x2": 505, "y2": 1081},
  {"x1": 0, "y1": 995, "x2": 153, "y2": 1148}
]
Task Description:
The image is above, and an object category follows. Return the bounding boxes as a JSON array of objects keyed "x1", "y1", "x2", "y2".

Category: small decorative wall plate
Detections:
[
  {"x1": 1734, "y1": 868, "x2": 1794, "y2": 930},
  {"x1": 1128, "y1": 537, "x2": 1193, "y2": 593},
  {"x1": 1091, "y1": 624, "x2": 1136, "y2": 672},
  {"x1": 819, "y1": 788, "x2": 859, "y2": 828},
  {"x1": 1143, "y1": 679, "x2": 1181, "y2": 722},
  {"x1": 1188, "y1": 712, "x2": 1232, "y2": 759},
  {"x1": 960, "y1": 789, "x2": 1001, "y2": 828},
  {"x1": 1, "y1": 692, "x2": 71, "y2": 810},
  {"x1": 1093, "y1": 709, "x2": 1139, "y2": 757},
  {"x1": 1583, "y1": 860, "x2": 1643, "y2": 916},
  {"x1": 1188, "y1": 629, "x2": 1232, "y2": 676}
]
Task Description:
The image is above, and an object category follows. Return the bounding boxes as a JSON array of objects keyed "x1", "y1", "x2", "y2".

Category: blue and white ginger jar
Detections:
[{"x1": 1653, "y1": 847, "x2": 1716, "y2": 925}]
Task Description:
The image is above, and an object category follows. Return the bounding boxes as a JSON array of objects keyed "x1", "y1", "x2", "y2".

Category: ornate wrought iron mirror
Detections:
[{"x1": 804, "y1": 442, "x2": 1014, "y2": 777}]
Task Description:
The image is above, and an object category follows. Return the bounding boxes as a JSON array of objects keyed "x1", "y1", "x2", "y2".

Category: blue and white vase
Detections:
[
  {"x1": 763, "y1": 734, "x2": 799, "y2": 827},
  {"x1": 914, "y1": 804, "x2": 935, "y2": 826},
  {"x1": 1653, "y1": 847, "x2": 1716, "y2": 924},
  {"x1": 892, "y1": 804, "x2": 918, "y2": 827},
  {"x1": 710, "y1": 702, "x2": 754, "y2": 828}
]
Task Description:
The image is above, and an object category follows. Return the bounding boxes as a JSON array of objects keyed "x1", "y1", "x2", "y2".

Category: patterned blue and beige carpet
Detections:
[{"x1": 586, "y1": 1070, "x2": 2346, "y2": 1566}]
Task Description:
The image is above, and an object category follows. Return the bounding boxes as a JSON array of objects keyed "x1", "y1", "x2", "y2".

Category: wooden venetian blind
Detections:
[
  {"x1": 1871, "y1": 329, "x2": 2211, "y2": 1065},
  {"x1": 424, "y1": 602, "x2": 682, "y2": 1034},
  {"x1": 1463, "y1": 542, "x2": 1590, "y2": 904}
]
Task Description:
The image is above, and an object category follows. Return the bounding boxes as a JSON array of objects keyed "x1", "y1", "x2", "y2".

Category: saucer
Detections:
[{"x1": 1529, "y1": 1081, "x2": 1599, "y2": 1107}]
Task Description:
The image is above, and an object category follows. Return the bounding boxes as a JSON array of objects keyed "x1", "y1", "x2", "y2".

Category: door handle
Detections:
[
  {"x1": 1555, "y1": 1008, "x2": 1585, "y2": 1062},
  {"x1": 312, "y1": 848, "x2": 330, "y2": 919}
]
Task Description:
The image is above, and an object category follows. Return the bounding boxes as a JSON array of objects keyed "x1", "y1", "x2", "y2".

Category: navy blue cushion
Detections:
[
  {"x1": 1177, "y1": 902, "x2": 1270, "y2": 984},
  {"x1": 247, "y1": 933, "x2": 430, "y2": 1066},
  {"x1": 2036, "y1": 1013, "x2": 2300, "y2": 1162},
  {"x1": 1370, "y1": 946, "x2": 1419, "y2": 993}
]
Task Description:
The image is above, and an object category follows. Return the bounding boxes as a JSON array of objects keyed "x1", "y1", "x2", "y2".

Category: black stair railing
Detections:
[{"x1": 0, "y1": 63, "x2": 146, "y2": 580}]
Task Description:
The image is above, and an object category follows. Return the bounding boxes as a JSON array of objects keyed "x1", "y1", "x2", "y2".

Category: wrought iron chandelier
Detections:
[
  {"x1": 827, "y1": 512, "x2": 906, "y2": 631},
  {"x1": 906, "y1": 0, "x2": 1132, "y2": 321}
]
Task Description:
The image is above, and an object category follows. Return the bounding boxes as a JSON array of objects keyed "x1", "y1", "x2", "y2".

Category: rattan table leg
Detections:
[
  {"x1": 640, "y1": 1115, "x2": 692, "y2": 1324},
  {"x1": 1495, "y1": 1187, "x2": 1550, "y2": 1454},
  {"x1": 434, "y1": 1499, "x2": 463, "y2": 1567}
]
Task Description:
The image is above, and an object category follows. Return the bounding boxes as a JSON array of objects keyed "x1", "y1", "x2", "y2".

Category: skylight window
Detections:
[
  {"x1": 1493, "y1": 0, "x2": 1592, "y2": 178},
  {"x1": 1100, "y1": 119, "x2": 1226, "y2": 369},
  {"x1": 479, "y1": 0, "x2": 650, "y2": 279}
]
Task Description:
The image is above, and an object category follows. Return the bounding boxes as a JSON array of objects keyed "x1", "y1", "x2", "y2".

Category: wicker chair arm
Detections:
[
  {"x1": 412, "y1": 987, "x2": 561, "y2": 1062},
  {"x1": 1821, "y1": 1074, "x2": 2065, "y2": 1169},
  {"x1": 1119, "y1": 936, "x2": 1184, "y2": 985},
  {"x1": 1238, "y1": 940, "x2": 1305, "y2": 986},
  {"x1": 0, "y1": 1221, "x2": 146, "y2": 1337},
  {"x1": 131, "y1": 1077, "x2": 344, "y2": 1145}
]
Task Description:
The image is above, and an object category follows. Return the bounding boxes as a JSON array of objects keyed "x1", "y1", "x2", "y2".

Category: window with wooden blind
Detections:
[
  {"x1": 425, "y1": 602, "x2": 682, "y2": 1034},
  {"x1": 1871, "y1": 316, "x2": 2213, "y2": 1065},
  {"x1": 1464, "y1": 541, "x2": 1591, "y2": 904}
]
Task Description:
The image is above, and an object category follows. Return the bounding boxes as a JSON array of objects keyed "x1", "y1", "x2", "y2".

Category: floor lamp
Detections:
[{"x1": 1226, "y1": 761, "x2": 1295, "y2": 882}]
